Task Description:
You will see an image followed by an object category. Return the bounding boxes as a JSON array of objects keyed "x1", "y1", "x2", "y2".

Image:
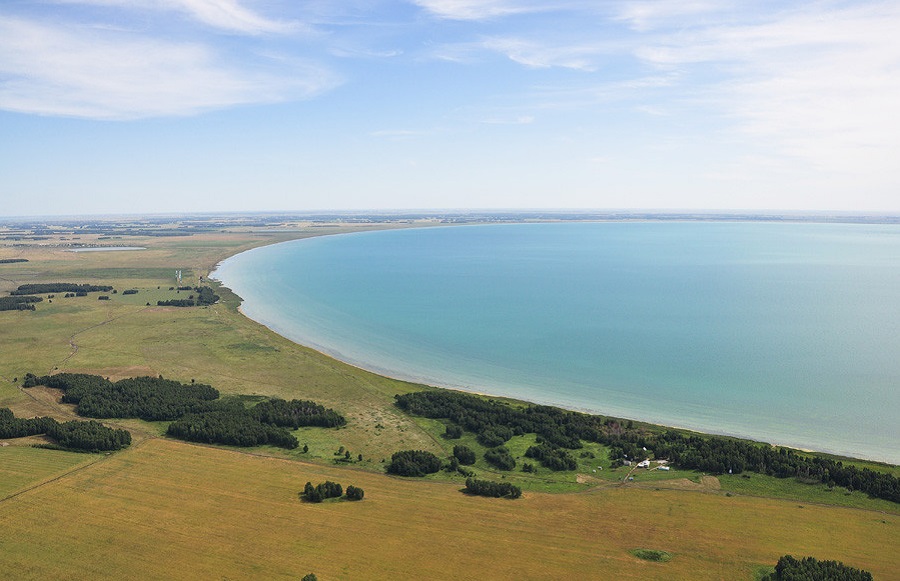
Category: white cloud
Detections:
[
  {"x1": 634, "y1": 3, "x2": 900, "y2": 174},
  {"x1": 0, "y1": 15, "x2": 339, "y2": 119}
]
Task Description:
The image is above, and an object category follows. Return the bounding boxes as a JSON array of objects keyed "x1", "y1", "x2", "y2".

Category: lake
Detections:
[{"x1": 213, "y1": 222, "x2": 900, "y2": 463}]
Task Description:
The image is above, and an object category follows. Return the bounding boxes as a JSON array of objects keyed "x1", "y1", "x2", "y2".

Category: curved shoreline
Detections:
[{"x1": 211, "y1": 225, "x2": 896, "y2": 466}]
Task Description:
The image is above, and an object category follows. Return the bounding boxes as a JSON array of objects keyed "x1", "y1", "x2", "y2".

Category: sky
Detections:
[{"x1": 1, "y1": 0, "x2": 899, "y2": 216}]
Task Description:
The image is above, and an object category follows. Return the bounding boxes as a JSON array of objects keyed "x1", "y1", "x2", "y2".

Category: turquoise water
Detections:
[{"x1": 214, "y1": 222, "x2": 900, "y2": 463}]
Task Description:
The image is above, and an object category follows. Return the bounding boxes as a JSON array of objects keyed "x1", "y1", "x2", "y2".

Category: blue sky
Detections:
[{"x1": 1, "y1": 1, "x2": 899, "y2": 216}]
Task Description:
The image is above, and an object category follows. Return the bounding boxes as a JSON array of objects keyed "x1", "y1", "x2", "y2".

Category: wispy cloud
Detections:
[
  {"x1": 480, "y1": 115, "x2": 534, "y2": 125},
  {"x1": 614, "y1": 0, "x2": 737, "y2": 32},
  {"x1": 0, "y1": 15, "x2": 339, "y2": 119},
  {"x1": 481, "y1": 37, "x2": 603, "y2": 71},
  {"x1": 410, "y1": 0, "x2": 555, "y2": 21},
  {"x1": 57, "y1": 0, "x2": 301, "y2": 35}
]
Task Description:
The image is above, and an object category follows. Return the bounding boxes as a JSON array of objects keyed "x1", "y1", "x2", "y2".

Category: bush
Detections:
[
  {"x1": 345, "y1": 485, "x2": 365, "y2": 501},
  {"x1": 484, "y1": 446, "x2": 516, "y2": 471},
  {"x1": 443, "y1": 424, "x2": 463, "y2": 439}
]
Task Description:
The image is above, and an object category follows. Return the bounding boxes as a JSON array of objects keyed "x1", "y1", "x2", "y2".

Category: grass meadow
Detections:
[{"x1": 1, "y1": 223, "x2": 897, "y2": 579}]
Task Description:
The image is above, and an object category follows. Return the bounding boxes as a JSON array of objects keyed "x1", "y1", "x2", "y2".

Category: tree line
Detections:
[
  {"x1": 0, "y1": 258, "x2": 28, "y2": 264},
  {"x1": 11, "y1": 283, "x2": 112, "y2": 295},
  {"x1": 167, "y1": 408, "x2": 299, "y2": 449},
  {"x1": 464, "y1": 478, "x2": 522, "y2": 499},
  {"x1": 395, "y1": 390, "x2": 900, "y2": 503},
  {"x1": 761, "y1": 555, "x2": 872, "y2": 580},
  {"x1": 0, "y1": 295, "x2": 42, "y2": 311},
  {"x1": 23, "y1": 373, "x2": 345, "y2": 451},
  {"x1": 1, "y1": 407, "x2": 131, "y2": 452}
]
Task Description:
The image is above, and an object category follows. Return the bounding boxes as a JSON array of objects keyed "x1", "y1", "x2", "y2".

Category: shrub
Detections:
[
  {"x1": 345, "y1": 485, "x2": 365, "y2": 501},
  {"x1": 453, "y1": 445, "x2": 477, "y2": 465}
]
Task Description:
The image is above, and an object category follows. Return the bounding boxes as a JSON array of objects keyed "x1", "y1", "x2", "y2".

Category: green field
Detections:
[{"x1": 1, "y1": 221, "x2": 897, "y2": 579}]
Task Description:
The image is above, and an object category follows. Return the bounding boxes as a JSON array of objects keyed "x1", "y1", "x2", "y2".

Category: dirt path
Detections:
[
  {"x1": 620, "y1": 458, "x2": 649, "y2": 485},
  {"x1": 52, "y1": 306, "x2": 151, "y2": 373}
]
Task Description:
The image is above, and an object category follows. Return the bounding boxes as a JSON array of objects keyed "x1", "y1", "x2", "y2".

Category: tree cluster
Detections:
[
  {"x1": 642, "y1": 431, "x2": 900, "y2": 503},
  {"x1": 0, "y1": 258, "x2": 28, "y2": 264},
  {"x1": 23, "y1": 373, "x2": 344, "y2": 451},
  {"x1": 301, "y1": 481, "x2": 364, "y2": 502},
  {"x1": 11, "y1": 283, "x2": 112, "y2": 295},
  {"x1": 122, "y1": 289, "x2": 139, "y2": 295},
  {"x1": 385, "y1": 450, "x2": 443, "y2": 477},
  {"x1": 1, "y1": 407, "x2": 130, "y2": 452},
  {"x1": 194, "y1": 286, "x2": 219, "y2": 305},
  {"x1": 761, "y1": 555, "x2": 872, "y2": 581},
  {"x1": 395, "y1": 391, "x2": 601, "y2": 451},
  {"x1": 26, "y1": 373, "x2": 220, "y2": 421},
  {"x1": 0, "y1": 295, "x2": 42, "y2": 311},
  {"x1": 525, "y1": 443, "x2": 577, "y2": 471},
  {"x1": 464, "y1": 478, "x2": 522, "y2": 499},
  {"x1": 251, "y1": 398, "x2": 346, "y2": 428},
  {"x1": 395, "y1": 390, "x2": 900, "y2": 503},
  {"x1": 302, "y1": 480, "x2": 343, "y2": 502}
]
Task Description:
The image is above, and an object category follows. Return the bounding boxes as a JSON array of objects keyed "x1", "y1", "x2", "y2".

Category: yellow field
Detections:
[
  {"x1": 0, "y1": 438, "x2": 895, "y2": 581},
  {"x1": 0, "y1": 445, "x2": 95, "y2": 499}
]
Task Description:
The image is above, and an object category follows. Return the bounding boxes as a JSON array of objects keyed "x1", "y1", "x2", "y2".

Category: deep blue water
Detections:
[{"x1": 214, "y1": 222, "x2": 900, "y2": 463}]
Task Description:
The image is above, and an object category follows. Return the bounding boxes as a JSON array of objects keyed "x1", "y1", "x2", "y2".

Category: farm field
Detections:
[
  {"x1": 1, "y1": 219, "x2": 898, "y2": 579},
  {"x1": 1, "y1": 438, "x2": 896, "y2": 581}
]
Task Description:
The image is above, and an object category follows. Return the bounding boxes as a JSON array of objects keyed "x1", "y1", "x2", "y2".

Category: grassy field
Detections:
[
  {"x1": 1, "y1": 222, "x2": 898, "y2": 579},
  {"x1": 0, "y1": 438, "x2": 895, "y2": 581}
]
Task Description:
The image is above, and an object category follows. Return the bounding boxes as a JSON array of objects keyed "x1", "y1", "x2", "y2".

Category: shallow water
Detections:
[{"x1": 214, "y1": 222, "x2": 900, "y2": 463}]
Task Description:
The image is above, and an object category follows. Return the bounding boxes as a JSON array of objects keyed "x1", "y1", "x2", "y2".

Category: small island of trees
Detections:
[
  {"x1": 301, "y1": 481, "x2": 364, "y2": 502},
  {"x1": 385, "y1": 450, "x2": 442, "y2": 477}
]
